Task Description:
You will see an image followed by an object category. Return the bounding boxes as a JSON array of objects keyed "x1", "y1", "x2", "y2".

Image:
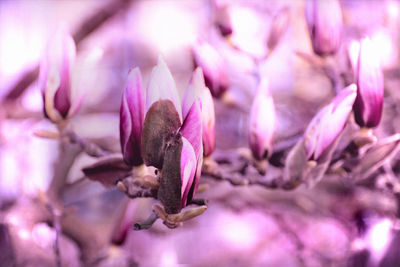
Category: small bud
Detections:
[
  {"x1": 353, "y1": 37, "x2": 384, "y2": 128},
  {"x1": 158, "y1": 135, "x2": 196, "y2": 214},
  {"x1": 120, "y1": 68, "x2": 145, "y2": 166},
  {"x1": 267, "y1": 7, "x2": 290, "y2": 52},
  {"x1": 182, "y1": 68, "x2": 216, "y2": 157},
  {"x1": 215, "y1": 5, "x2": 232, "y2": 37},
  {"x1": 192, "y1": 41, "x2": 229, "y2": 98},
  {"x1": 39, "y1": 27, "x2": 76, "y2": 122},
  {"x1": 146, "y1": 57, "x2": 182, "y2": 123},
  {"x1": 305, "y1": 0, "x2": 343, "y2": 56},
  {"x1": 248, "y1": 78, "x2": 276, "y2": 160},
  {"x1": 304, "y1": 84, "x2": 357, "y2": 160}
]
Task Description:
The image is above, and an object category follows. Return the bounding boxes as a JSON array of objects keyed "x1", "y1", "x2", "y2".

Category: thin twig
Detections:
[{"x1": 64, "y1": 130, "x2": 110, "y2": 158}]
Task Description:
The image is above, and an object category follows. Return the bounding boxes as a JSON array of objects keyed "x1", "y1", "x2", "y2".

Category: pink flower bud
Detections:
[
  {"x1": 39, "y1": 27, "x2": 76, "y2": 122},
  {"x1": 305, "y1": 0, "x2": 343, "y2": 56},
  {"x1": 192, "y1": 41, "x2": 229, "y2": 98},
  {"x1": 304, "y1": 84, "x2": 357, "y2": 160},
  {"x1": 267, "y1": 7, "x2": 290, "y2": 52},
  {"x1": 120, "y1": 68, "x2": 145, "y2": 166},
  {"x1": 353, "y1": 37, "x2": 384, "y2": 128},
  {"x1": 146, "y1": 57, "x2": 182, "y2": 123},
  {"x1": 248, "y1": 79, "x2": 276, "y2": 160},
  {"x1": 182, "y1": 68, "x2": 216, "y2": 157}
]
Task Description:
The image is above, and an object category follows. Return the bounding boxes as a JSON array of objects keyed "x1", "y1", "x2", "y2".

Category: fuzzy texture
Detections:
[
  {"x1": 120, "y1": 68, "x2": 145, "y2": 166},
  {"x1": 141, "y1": 100, "x2": 181, "y2": 169}
]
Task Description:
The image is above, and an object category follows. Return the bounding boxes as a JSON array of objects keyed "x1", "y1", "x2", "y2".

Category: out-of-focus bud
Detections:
[
  {"x1": 120, "y1": 68, "x2": 145, "y2": 166},
  {"x1": 39, "y1": 27, "x2": 76, "y2": 122},
  {"x1": 192, "y1": 41, "x2": 229, "y2": 98},
  {"x1": 182, "y1": 68, "x2": 216, "y2": 157},
  {"x1": 158, "y1": 135, "x2": 196, "y2": 214},
  {"x1": 305, "y1": 0, "x2": 343, "y2": 56},
  {"x1": 215, "y1": 5, "x2": 232, "y2": 37},
  {"x1": 146, "y1": 57, "x2": 182, "y2": 123},
  {"x1": 267, "y1": 7, "x2": 290, "y2": 53},
  {"x1": 248, "y1": 78, "x2": 276, "y2": 160},
  {"x1": 353, "y1": 37, "x2": 384, "y2": 128},
  {"x1": 304, "y1": 84, "x2": 357, "y2": 160}
]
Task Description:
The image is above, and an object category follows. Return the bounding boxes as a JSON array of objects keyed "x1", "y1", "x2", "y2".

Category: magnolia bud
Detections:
[
  {"x1": 305, "y1": 0, "x2": 343, "y2": 56},
  {"x1": 267, "y1": 7, "x2": 290, "y2": 52},
  {"x1": 248, "y1": 78, "x2": 276, "y2": 160},
  {"x1": 158, "y1": 135, "x2": 196, "y2": 214},
  {"x1": 182, "y1": 68, "x2": 216, "y2": 157},
  {"x1": 120, "y1": 68, "x2": 145, "y2": 166},
  {"x1": 304, "y1": 84, "x2": 357, "y2": 160},
  {"x1": 192, "y1": 41, "x2": 229, "y2": 98},
  {"x1": 353, "y1": 37, "x2": 384, "y2": 128},
  {"x1": 39, "y1": 27, "x2": 76, "y2": 122}
]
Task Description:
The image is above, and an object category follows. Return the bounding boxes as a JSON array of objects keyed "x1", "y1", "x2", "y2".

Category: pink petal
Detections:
[
  {"x1": 181, "y1": 99, "x2": 203, "y2": 159},
  {"x1": 182, "y1": 67, "x2": 204, "y2": 119},
  {"x1": 200, "y1": 85, "x2": 216, "y2": 157},
  {"x1": 180, "y1": 137, "x2": 197, "y2": 208},
  {"x1": 120, "y1": 68, "x2": 145, "y2": 166},
  {"x1": 145, "y1": 57, "x2": 182, "y2": 123}
]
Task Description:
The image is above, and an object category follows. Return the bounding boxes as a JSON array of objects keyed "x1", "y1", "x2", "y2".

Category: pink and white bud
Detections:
[
  {"x1": 180, "y1": 99, "x2": 203, "y2": 202},
  {"x1": 192, "y1": 41, "x2": 229, "y2": 98},
  {"x1": 304, "y1": 84, "x2": 357, "y2": 160},
  {"x1": 180, "y1": 137, "x2": 197, "y2": 208},
  {"x1": 39, "y1": 27, "x2": 76, "y2": 122},
  {"x1": 305, "y1": 0, "x2": 343, "y2": 56},
  {"x1": 267, "y1": 7, "x2": 290, "y2": 52},
  {"x1": 182, "y1": 68, "x2": 216, "y2": 157},
  {"x1": 353, "y1": 37, "x2": 384, "y2": 128},
  {"x1": 120, "y1": 68, "x2": 145, "y2": 166},
  {"x1": 248, "y1": 78, "x2": 276, "y2": 160},
  {"x1": 146, "y1": 57, "x2": 182, "y2": 123}
]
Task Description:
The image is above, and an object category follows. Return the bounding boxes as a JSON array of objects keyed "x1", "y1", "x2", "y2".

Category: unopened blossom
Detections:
[
  {"x1": 353, "y1": 37, "x2": 384, "y2": 128},
  {"x1": 39, "y1": 27, "x2": 76, "y2": 122},
  {"x1": 192, "y1": 41, "x2": 229, "y2": 98},
  {"x1": 304, "y1": 84, "x2": 357, "y2": 160},
  {"x1": 182, "y1": 68, "x2": 216, "y2": 157},
  {"x1": 137, "y1": 59, "x2": 204, "y2": 213},
  {"x1": 248, "y1": 78, "x2": 276, "y2": 160},
  {"x1": 305, "y1": 0, "x2": 343, "y2": 56},
  {"x1": 267, "y1": 7, "x2": 290, "y2": 52},
  {"x1": 120, "y1": 68, "x2": 145, "y2": 166}
]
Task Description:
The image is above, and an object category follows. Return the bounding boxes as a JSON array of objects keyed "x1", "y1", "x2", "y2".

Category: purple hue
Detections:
[
  {"x1": 180, "y1": 137, "x2": 196, "y2": 208},
  {"x1": 146, "y1": 57, "x2": 182, "y2": 123},
  {"x1": 248, "y1": 78, "x2": 275, "y2": 160},
  {"x1": 353, "y1": 37, "x2": 384, "y2": 128},
  {"x1": 304, "y1": 84, "x2": 357, "y2": 160},
  {"x1": 305, "y1": 0, "x2": 342, "y2": 56},
  {"x1": 120, "y1": 68, "x2": 145, "y2": 166},
  {"x1": 39, "y1": 27, "x2": 76, "y2": 121}
]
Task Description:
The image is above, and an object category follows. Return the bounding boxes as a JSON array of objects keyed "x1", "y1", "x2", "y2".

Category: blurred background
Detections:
[{"x1": 1, "y1": 0, "x2": 400, "y2": 266}]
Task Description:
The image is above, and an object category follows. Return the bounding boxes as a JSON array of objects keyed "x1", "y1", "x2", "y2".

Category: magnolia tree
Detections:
[{"x1": 2, "y1": 0, "x2": 400, "y2": 266}]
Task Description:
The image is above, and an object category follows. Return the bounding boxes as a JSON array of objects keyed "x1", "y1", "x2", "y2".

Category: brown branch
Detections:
[
  {"x1": 3, "y1": 0, "x2": 133, "y2": 102},
  {"x1": 64, "y1": 130, "x2": 110, "y2": 158}
]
